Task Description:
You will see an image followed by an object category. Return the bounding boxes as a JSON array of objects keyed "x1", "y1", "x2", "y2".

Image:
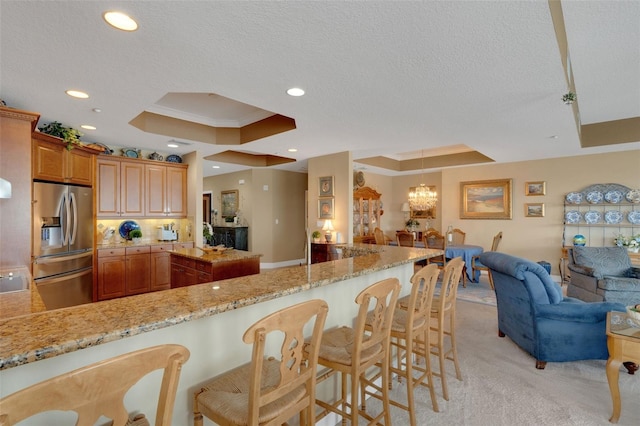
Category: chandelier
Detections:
[{"x1": 408, "y1": 150, "x2": 438, "y2": 211}]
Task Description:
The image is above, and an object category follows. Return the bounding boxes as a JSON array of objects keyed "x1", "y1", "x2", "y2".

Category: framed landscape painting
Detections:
[
  {"x1": 460, "y1": 179, "x2": 513, "y2": 219},
  {"x1": 525, "y1": 181, "x2": 546, "y2": 196},
  {"x1": 525, "y1": 203, "x2": 545, "y2": 217}
]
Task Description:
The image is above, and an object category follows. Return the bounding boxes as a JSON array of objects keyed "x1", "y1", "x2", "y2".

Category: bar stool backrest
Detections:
[{"x1": 0, "y1": 344, "x2": 190, "y2": 426}]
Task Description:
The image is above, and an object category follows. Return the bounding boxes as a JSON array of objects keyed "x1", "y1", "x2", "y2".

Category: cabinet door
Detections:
[
  {"x1": 32, "y1": 138, "x2": 65, "y2": 183},
  {"x1": 150, "y1": 248, "x2": 171, "y2": 291},
  {"x1": 97, "y1": 159, "x2": 120, "y2": 216},
  {"x1": 97, "y1": 254, "x2": 126, "y2": 300},
  {"x1": 66, "y1": 148, "x2": 93, "y2": 185},
  {"x1": 121, "y1": 161, "x2": 145, "y2": 216},
  {"x1": 166, "y1": 166, "x2": 187, "y2": 217},
  {"x1": 171, "y1": 262, "x2": 197, "y2": 288},
  {"x1": 125, "y1": 252, "x2": 151, "y2": 295},
  {"x1": 145, "y1": 164, "x2": 166, "y2": 216}
]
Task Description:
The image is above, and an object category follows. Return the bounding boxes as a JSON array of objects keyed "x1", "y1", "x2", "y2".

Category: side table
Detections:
[{"x1": 605, "y1": 312, "x2": 640, "y2": 423}]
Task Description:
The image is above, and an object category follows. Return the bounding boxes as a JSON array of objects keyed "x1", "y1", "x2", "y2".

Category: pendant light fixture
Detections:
[{"x1": 408, "y1": 150, "x2": 437, "y2": 211}]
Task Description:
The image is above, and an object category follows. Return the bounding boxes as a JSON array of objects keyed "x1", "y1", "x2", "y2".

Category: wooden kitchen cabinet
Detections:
[
  {"x1": 96, "y1": 248, "x2": 126, "y2": 300},
  {"x1": 311, "y1": 242, "x2": 339, "y2": 264},
  {"x1": 170, "y1": 253, "x2": 259, "y2": 288},
  {"x1": 125, "y1": 246, "x2": 150, "y2": 295},
  {"x1": 145, "y1": 163, "x2": 187, "y2": 217},
  {"x1": 96, "y1": 158, "x2": 145, "y2": 217},
  {"x1": 32, "y1": 132, "x2": 96, "y2": 186},
  {"x1": 150, "y1": 244, "x2": 172, "y2": 291}
]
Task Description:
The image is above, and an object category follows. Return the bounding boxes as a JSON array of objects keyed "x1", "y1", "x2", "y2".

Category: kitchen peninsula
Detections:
[
  {"x1": 0, "y1": 244, "x2": 442, "y2": 424},
  {"x1": 170, "y1": 247, "x2": 261, "y2": 287}
]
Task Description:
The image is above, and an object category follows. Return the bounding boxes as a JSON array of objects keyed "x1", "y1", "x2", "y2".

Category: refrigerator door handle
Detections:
[
  {"x1": 69, "y1": 191, "x2": 78, "y2": 245},
  {"x1": 60, "y1": 191, "x2": 70, "y2": 245},
  {"x1": 33, "y1": 250, "x2": 92, "y2": 265}
]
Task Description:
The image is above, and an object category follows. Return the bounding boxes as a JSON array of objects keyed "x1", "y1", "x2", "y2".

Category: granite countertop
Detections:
[
  {"x1": 170, "y1": 247, "x2": 261, "y2": 263},
  {"x1": 0, "y1": 244, "x2": 442, "y2": 370},
  {"x1": 0, "y1": 266, "x2": 46, "y2": 320}
]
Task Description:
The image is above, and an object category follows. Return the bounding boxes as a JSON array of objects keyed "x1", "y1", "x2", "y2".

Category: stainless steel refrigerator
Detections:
[{"x1": 32, "y1": 182, "x2": 93, "y2": 309}]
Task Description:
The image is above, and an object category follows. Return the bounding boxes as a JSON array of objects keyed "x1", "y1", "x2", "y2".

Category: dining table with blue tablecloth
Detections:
[{"x1": 389, "y1": 240, "x2": 484, "y2": 282}]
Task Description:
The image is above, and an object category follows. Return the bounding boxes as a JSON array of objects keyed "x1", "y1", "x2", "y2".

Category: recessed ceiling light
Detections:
[
  {"x1": 80, "y1": 125, "x2": 96, "y2": 130},
  {"x1": 287, "y1": 148, "x2": 298, "y2": 152},
  {"x1": 212, "y1": 166, "x2": 220, "y2": 169},
  {"x1": 286, "y1": 87, "x2": 305, "y2": 97},
  {"x1": 103, "y1": 11, "x2": 138, "y2": 31},
  {"x1": 92, "y1": 108, "x2": 102, "y2": 113},
  {"x1": 167, "y1": 143, "x2": 179, "y2": 148},
  {"x1": 66, "y1": 90, "x2": 89, "y2": 99}
]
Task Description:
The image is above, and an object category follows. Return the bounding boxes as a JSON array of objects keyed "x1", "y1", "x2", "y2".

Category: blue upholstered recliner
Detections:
[{"x1": 478, "y1": 252, "x2": 625, "y2": 369}]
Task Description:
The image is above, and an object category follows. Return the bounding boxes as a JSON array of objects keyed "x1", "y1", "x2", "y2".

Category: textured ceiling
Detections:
[{"x1": 1, "y1": 1, "x2": 638, "y2": 177}]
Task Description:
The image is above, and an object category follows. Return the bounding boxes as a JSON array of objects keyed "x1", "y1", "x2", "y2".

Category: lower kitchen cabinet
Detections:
[
  {"x1": 150, "y1": 244, "x2": 173, "y2": 291},
  {"x1": 96, "y1": 248, "x2": 126, "y2": 300},
  {"x1": 170, "y1": 254, "x2": 260, "y2": 288},
  {"x1": 125, "y1": 246, "x2": 150, "y2": 295}
]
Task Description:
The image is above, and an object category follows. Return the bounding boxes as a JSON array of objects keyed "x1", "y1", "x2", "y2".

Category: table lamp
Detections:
[{"x1": 322, "y1": 220, "x2": 334, "y2": 242}]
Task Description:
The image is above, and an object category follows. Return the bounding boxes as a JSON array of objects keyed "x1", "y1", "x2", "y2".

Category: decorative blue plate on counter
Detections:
[
  {"x1": 565, "y1": 210, "x2": 581, "y2": 224},
  {"x1": 585, "y1": 191, "x2": 604, "y2": 204},
  {"x1": 565, "y1": 192, "x2": 583, "y2": 204},
  {"x1": 119, "y1": 220, "x2": 140, "y2": 239},
  {"x1": 604, "y1": 210, "x2": 623, "y2": 224},
  {"x1": 584, "y1": 210, "x2": 601, "y2": 224},
  {"x1": 604, "y1": 190, "x2": 624, "y2": 204},
  {"x1": 166, "y1": 154, "x2": 182, "y2": 163}
]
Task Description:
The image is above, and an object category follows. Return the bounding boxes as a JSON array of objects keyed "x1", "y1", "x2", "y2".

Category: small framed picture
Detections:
[
  {"x1": 318, "y1": 198, "x2": 334, "y2": 219},
  {"x1": 525, "y1": 181, "x2": 546, "y2": 196},
  {"x1": 525, "y1": 203, "x2": 545, "y2": 217},
  {"x1": 319, "y1": 176, "x2": 334, "y2": 197}
]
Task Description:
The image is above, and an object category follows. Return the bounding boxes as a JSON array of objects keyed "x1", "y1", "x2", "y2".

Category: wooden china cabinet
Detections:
[{"x1": 353, "y1": 186, "x2": 383, "y2": 244}]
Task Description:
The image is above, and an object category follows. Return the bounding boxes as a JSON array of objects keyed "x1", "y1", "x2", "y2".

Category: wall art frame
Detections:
[
  {"x1": 221, "y1": 189, "x2": 239, "y2": 218},
  {"x1": 460, "y1": 178, "x2": 513, "y2": 219},
  {"x1": 525, "y1": 203, "x2": 545, "y2": 217},
  {"x1": 525, "y1": 181, "x2": 546, "y2": 196},
  {"x1": 319, "y1": 175, "x2": 334, "y2": 197},
  {"x1": 318, "y1": 198, "x2": 334, "y2": 220}
]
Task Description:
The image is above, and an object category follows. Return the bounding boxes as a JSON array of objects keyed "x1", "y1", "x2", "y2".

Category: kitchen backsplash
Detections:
[{"x1": 97, "y1": 218, "x2": 193, "y2": 244}]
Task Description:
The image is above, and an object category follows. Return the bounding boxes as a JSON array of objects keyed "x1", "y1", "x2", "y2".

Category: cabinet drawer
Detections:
[
  {"x1": 171, "y1": 255, "x2": 195, "y2": 269},
  {"x1": 173, "y1": 242, "x2": 194, "y2": 250},
  {"x1": 195, "y1": 261, "x2": 212, "y2": 273},
  {"x1": 126, "y1": 246, "x2": 151, "y2": 255},
  {"x1": 151, "y1": 244, "x2": 173, "y2": 253},
  {"x1": 98, "y1": 248, "x2": 126, "y2": 258},
  {"x1": 197, "y1": 271, "x2": 212, "y2": 283}
]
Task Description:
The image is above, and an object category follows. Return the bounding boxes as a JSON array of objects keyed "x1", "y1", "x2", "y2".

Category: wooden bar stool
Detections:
[
  {"x1": 361, "y1": 264, "x2": 441, "y2": 426},
  {"x1": 312, "y1": 277, "x2": 400, "y2": 426},
  {"x1": 429, "y1": 257, "x2": 465, "y2": 400},
  {"x1": 193, "y1": 299, "x2": 328, "y2": 426},
  {"x1": 0, "y1": 344, "x2": 190, "y2": 426}
]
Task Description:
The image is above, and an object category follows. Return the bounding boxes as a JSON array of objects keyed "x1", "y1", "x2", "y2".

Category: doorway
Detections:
[{"x1": 203, "y1": 192, "x2": 212, "y2": 225}]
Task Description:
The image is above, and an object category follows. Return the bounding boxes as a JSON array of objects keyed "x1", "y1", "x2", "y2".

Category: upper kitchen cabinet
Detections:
[
  {"x1": 145, "y1": 163, "x2": 187, "y2": 217},
  {"x1": 32, "y1": 132, "x2": 97, "y2": 186},
  {"x1": 97, "y1": 156, "x2": 187, "y2": 218},
  {"x1": 97, "y1": 158, "x2": 145, "y2": 217}
]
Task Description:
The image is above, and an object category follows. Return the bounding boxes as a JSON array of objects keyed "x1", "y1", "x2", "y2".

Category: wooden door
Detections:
[
  {"x1": 166, "y1": 166, "x2": 187, "y2": 217},
  {"x1": 145, "y1": 164, "x2": 166, "y2": 216},
  {"x1": 97, "y1": 158, "x2": 120, "y2": 216}
]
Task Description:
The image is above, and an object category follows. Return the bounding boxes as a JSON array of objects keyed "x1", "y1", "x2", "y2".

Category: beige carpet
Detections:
[{"x1": 362, "y1": 297, "x2": 640, "y2": 425}]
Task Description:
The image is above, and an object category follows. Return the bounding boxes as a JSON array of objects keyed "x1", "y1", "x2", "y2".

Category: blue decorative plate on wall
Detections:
[
  {"x1": 604, "y1": 210, "x2": 623, "y2": 224},
  {"x1": 565, "y1": 210, "x2": 581, "y2": 224},
  {"x1": 585, "y1": 191, "x2": 604, "y2": 204},
  {"x1": 584, "y1": 210, "x2": 601, "y2": 224},
  {"x1": 166, "y1": 154, "x2": 182, "y2": 163},
  {"x1": 565, "y1": 192, "x2": 583, "y2": 204},
  {"x1": 604, "y1": 190, "x2": 624, "y2": 204},
  {"x1": 119, "y1": 220, "x2": 140, "y2": 239}
]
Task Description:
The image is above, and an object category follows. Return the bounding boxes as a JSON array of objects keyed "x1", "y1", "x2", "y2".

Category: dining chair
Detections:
[
  {"x1": 0, "y1": 344, "x2": 190, "y2": 426},
  {"x1": 313, "y1": 278, "x2": 400, "y2": 426},
  {"x1": 194, "y1": 299, "x2": 328, "y2": 426},
  {"x1": 396, "y1": 230, "x2": 415, "y2": 247},
  {"x1": 451, "y1": 228, "x2": 466, "y2": 245},
  {"x1": 361, "y1": 264, "x2": 441, "y2": 425},
  {"x1": 471, "y1": 231, "x2": 503, "y2": 290},
  {"x1": 424, "y1": 230, "x2": 446, "y2": 269},
  {"x1": 374, "y1": 227, "x2": 387, "y2": 245}
]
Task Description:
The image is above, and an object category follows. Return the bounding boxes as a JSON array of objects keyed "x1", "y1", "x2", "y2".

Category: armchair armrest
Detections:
[
  {"x1": 536, "y1": 301, "x2": 625, "y2": 323},
  {"x1": 632, "y1": 266, "x2": 640, "y2": 278},
  {"x1": 567, "y1": 263, "x2": 599, "y2": 278}
]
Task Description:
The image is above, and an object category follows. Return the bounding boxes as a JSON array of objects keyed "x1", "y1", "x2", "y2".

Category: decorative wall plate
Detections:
[
  {"x1": 604, "y1": 210, "x2": 623, "y2": 224},
  {"x1": 604, "y1": 190, "x2": 624, "y2": 204},
  {"x1": 584, "y1": 210, "x2": 601, "y2": 224},
  {"x1": 565, "y1": 210, "x2": 581, "y2": 224},
  {"x1": 585, "y1": 191, "x2": 604, "y2": 204},
  {"x1": 166, "y1": 154, "x2": 182, "y2": 163},
  {"x1": 122, "y1": 148, "x2": 140, "y2": 158},
  {"x1": 628, "y1": 211, "x2": 640, "y2": 225},
  {"x1": 626, "y1": 189, "x2": 640, "y2": 204},
  {"x1": 565, "y1": 192, "x2": 583, "y2": 204},
  {"x1": 119, "y1": 220, "x2": 140, "y2": 239}
]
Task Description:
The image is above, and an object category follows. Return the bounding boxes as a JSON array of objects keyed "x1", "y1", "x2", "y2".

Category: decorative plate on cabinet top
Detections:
[
  {"x1": 121, "y1": 148, "x2": 140, "y2": 158},
  {"x1": 604, "y1": 210, "x2": 623, "y2": 224},
  {"x1": 565, "y1": 192, "x2": 583, "y2": 204},
  {"x1": 604, "y1": 190, "x2": 624, "y2": 204},
  {"x1": 585, "y1": 191, "x2": 604, "y2": 204},
  {"x1": 166, "y1": 154, "x2": 182, "y2": 163},
  {"x1": 584, "y1": 210, "x2": 601, "y2": 224},
  {"x1": 565, "y1": 210, "x2": 581, "y2": 224},
  {"x1": 626, "y1": 189, "x2": 640, "y2": 203},
  {"x1": 628, "y1": 211, "x2": 640, "y2": 225}
]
